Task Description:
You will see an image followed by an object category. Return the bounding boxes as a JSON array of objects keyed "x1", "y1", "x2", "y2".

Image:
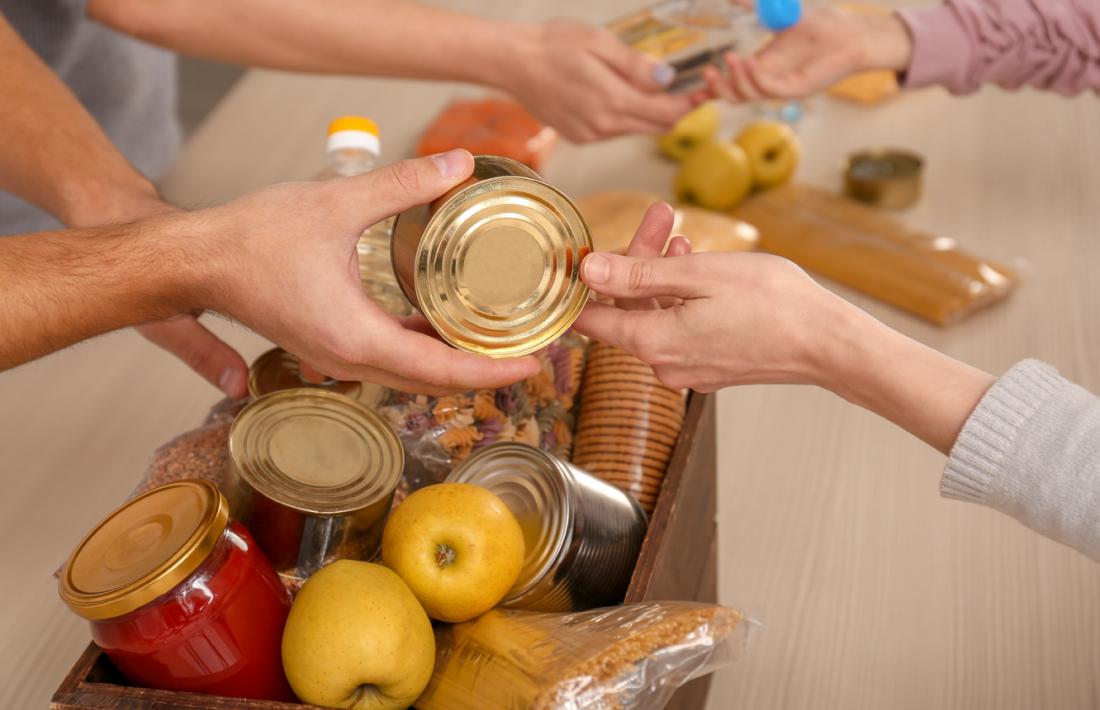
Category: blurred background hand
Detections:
[{"x1": 697, "y1": 5, "x2": 913, "y2": 103}]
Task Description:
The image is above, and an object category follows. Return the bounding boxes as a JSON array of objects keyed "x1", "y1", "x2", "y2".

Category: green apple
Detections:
[
  {"x1": 382, "y1": 483, "x2": 524, "y2": 623},
  {"x1": 674, "y1": 141, "x2": 754, "y2": 211},
  {"x1": 658, "y1": 102, "x2": 720, "y2": 161},
  {"x1": 281, "y1": 561, "x2": 434, "y2": 710},
  {"x1": 734, "y1": 120, "x2": 801, "y2": 189}
]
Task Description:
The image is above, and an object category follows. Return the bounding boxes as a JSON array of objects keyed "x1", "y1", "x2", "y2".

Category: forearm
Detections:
[
  {"x1": 898, "y1": 0, "x2": 1100, "y2": 95},
  {"x1": 88, "y1": 0, "x2": 530, "y2": 89},
  {"x1": 0, "y1": 214, "x2": 204, "y2": 369},
  {"x1": 813, "y1": 299, "x2": 995, "y2": 455},
  {"x1": 0, "y1": 14, "x2": 162, "y2": 227}
]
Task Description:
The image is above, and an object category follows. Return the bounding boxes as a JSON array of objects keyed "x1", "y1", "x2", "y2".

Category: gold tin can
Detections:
[
  {"x1": 446, "y1": 442, "x2": 647, "y2": 613},
  {"x1": 248, "y1": 347, "x2": 385, "y2": 409},
  {"x1": 844, "y1": 148, "x2": 924, "y2": 209},
  {"x1": 392, "y1": 155, "x2": 592, "y2": 358},
  {"x1": 226, "y1": 389, "x2": 403, "y2": 583}
]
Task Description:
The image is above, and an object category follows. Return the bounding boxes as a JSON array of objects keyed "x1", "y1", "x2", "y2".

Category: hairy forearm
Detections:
[
  {"x1": 0, "y1": 15, "x2": 162, "y2": 228},
  {"x1": 813, "y1": 300, "x2": 995, "y2": 455},
  {"x1": 0, "y1": 214, "x2": 204, "y2": 369},
  {"x1": 88, "y1": 0, "x2": 529, "y2": 88}
]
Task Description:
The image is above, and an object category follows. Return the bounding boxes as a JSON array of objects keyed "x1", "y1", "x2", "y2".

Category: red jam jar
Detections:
[{"x1": 59, "y1": 480, "x2": 295, "y2": 701}]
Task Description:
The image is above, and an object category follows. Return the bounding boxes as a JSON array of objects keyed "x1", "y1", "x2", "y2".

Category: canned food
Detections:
[
  {"x1": 446, "y1": 442, "x2": 647, "y2": 612},
  {"x1": 226, "y1": 389, "x2": 403, "y2": 583},
  {"x1": 844, "y1": 148, "x2": 924, "y2": 209},
  {"x1": 247, "y1": 347, "x2": 385, "y2": 408},
  {"x1": 392, "y1": 155, "x2": 592, "y2": 358}
]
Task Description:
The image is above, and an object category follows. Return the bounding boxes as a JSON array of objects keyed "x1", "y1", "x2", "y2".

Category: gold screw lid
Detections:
[
  {"x1": 59, "y1": 481, "x2": 229, "y2": 621},
  {"x1": 229, "y1": 389, "x2": 404, "y2": 516},
  {"x1": 248, "y1": 347, "x2": 384, "y2": 409},
  {"x1": 412, "y1": 160, "x2": 592, "y2": 358}
]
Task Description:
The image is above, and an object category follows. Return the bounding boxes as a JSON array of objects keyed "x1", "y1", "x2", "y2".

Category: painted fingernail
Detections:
[
  {"x1": 430, "y1": 149, "x2": 468, "y2": 179},
  {"x1": 651, "y1": 62, "x2": 676, "y2": 87},
  {"x1": 584, "y1": 254, "x2": 611, "y2": 284}
]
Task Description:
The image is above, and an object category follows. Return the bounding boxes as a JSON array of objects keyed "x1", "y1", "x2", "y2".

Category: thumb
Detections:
[
  {"x1": 594, "y1": 31, "x2": 676, "y2": 91},
  {"x1": 342, "y1": 149, "x2": 475, "y2": 224},
  {"x1": 580, "y1": 252, "x2": 703, "y2": 301}
]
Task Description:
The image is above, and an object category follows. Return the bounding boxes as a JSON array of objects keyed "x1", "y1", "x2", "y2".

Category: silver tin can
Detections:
[{"x1": 446, "y1": 442, "x2": 647, "y2": 612}]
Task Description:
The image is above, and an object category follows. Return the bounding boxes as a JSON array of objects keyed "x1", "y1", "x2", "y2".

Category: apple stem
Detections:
[{"x1": 436, "y1": 543, "x2": 456, "y2": 569}]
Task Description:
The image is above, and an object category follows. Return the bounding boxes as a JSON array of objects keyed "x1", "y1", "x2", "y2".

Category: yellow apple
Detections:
[
  {"x1": 674, "y1": 141, "x2": 754, "y2": 211},
  {"x1": 658, "y1": 102, "x2": 720, "y2": 161},
  {"x1": 382, "y1": 483, "x2": 524, "y2": 623},
  {"x1": 734, "y1": 120, "x2": 801, "y2": 189},
  {"x1": 281, "y1": 561, "x2": 434, "y2": 710}
]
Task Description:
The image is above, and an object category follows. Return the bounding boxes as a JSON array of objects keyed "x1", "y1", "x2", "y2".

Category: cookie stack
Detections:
[{"x1": 572, "y1": 341, "x2": 686, "y2": 514}]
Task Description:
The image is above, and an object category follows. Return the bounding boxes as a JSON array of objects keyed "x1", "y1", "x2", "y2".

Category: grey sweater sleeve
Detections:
[{"x1": 943, "y1": 360, "x2": 1100, "y2": 561}]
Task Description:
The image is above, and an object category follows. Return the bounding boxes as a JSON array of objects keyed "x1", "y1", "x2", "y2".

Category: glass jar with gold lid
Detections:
[
  {"x1": 58, "y1": 480, "x2": 293, "y2": 700},
  {"x1": 226, "y1": 389, "x2": 404, "y2": 584}
]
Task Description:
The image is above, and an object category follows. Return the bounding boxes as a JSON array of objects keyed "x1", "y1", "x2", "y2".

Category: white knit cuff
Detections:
[{"x1": 941, "y1": 360, "x2": 1064, "y2": 504}]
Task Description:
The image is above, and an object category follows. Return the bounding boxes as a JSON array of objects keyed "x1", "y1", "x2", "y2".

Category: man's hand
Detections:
[
  {"x1": 696, "y1": 6, "x2": 913, "y2": 103},
  {"x1": 496, "y1": 19, "x2": 695, "y2": 143},
  {"x1": 194, "y1": 149, "x2": 540, "y2": 395}
]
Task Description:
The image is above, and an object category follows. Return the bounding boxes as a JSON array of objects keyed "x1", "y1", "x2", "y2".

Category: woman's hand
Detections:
[
  {"x1": 500, "y1": 19, "x2": 695, "y2": 142},
  {"x1": 697, "y1": 6, "x2": 913, "y2": 103}
]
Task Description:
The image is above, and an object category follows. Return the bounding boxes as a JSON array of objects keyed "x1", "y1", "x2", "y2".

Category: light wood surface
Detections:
[{"x1": 3, "y1": 1, "x2": 1100, "y2": 708}]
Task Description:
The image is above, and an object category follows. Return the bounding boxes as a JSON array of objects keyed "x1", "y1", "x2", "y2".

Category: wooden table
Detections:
[{"x1": 3, "y1": 1, "x2": 1100, "y2": 708}]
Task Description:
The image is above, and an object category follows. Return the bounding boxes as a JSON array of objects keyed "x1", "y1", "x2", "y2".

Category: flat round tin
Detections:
[
  {"x1": 844, "y1": 148, "x2": 924, "y2": 209},
  {"x1": 248, "y1": 347, "x2": 384, "y2": 409},
  {"x1": 228, "y1": 389, "x2": 403, "y2": 516}
]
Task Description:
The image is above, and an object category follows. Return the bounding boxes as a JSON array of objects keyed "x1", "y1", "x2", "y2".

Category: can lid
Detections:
[
  {"x1": 445, "y1": 443, "x2": 570, "y2": 601},
  {"x1": 248, "y1": 347, "x2": 383, "y2": 409},
  {"x1": 59, "y1": 481, "x2": 229, "y2": 621},
  {"x1": 413, "y1": 168, "x2": 591, "y2": 357},
  {"x1": 229, "y1": 389, "x2": 403, "y2": 515},
  {"x1": 326, "y1": 116, "x2": 380, "y2": 156}
]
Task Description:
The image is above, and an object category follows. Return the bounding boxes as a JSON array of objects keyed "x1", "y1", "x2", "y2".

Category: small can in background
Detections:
[
  {"x1": 844, "y1": 148, "x2": 924, "y2": 210},
  {"x1": 247, "y1": 347, "x2": 385, "y2": 409},
  {"x1": 446, "y1": 442, "x2": 647, "y2": 613},
  {"x1": 226, "y1": 389, "x2": 403, "y2": 584},
  {"x1": 392, "y1": 155, "x2": 591, "y2": 359}
]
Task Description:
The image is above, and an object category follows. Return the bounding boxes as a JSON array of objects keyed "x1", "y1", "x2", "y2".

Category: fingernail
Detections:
[
  {"x1": 651, "y1": 62, "x2": 676, "y2": 87},
  {"x1": 218, "y1": 367, "x2": 242, "y2": 397},
  {"x1": 584, "y1": 254, "x2": 611, "y2": 284},
  {"x1": 430, "y1": 150, "x2": 468, "y2": 179}
]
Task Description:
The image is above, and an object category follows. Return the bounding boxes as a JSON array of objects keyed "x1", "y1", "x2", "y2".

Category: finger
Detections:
[
  {"x1": 704, "y1": 62, "x2": 738, "y2": 103},
  {"x1": 592, "y1": 29, "x2": 676, "y2": 92},
  {"x1": 339, "y1": 150, "x2": 475, "y2": 226},
  {"x1": 666, "y1": 236, "x2": 693, "y2": 257},
  {"x1": 397, "y1": 313, "x2": 443, "y2": 339},
  {"x1": 298, "y1": 360, "x2": 331, "y2": 384},
  {"x1": 725, "y1": 55, "x2": 765, "y2": 102},
  {"x1": 572, "y1": 300, "x2": 667, "y2": 356},
  {"x1": 624, "y1": 91, "x2": 696, "y2": 130},
  {"x1": 581, "y1": 252, "x2": 705, "y2": 301},
  {"x1": 625, "y1": 203, "x2": 675, "y2": 258},
  {"x1": 137, "y1": 316, "x2": 249, "y2": 398}
]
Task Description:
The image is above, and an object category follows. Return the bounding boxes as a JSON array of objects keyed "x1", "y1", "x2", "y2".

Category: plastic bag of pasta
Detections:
[
  {"x1": 416, "y1": 602, "x2": 754, "y2": 710},
  {"x1": 378, "y1": 332, "x2": 587, "y2": 495}
]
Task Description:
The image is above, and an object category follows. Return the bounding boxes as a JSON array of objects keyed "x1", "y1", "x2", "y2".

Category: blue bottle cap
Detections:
[{"x1": 756, "y1": 0, "x2": 802, "y2": 31}]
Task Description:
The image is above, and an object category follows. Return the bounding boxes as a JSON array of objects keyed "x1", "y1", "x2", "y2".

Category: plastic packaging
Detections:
[
  {"x1": 416, "y1": 602, "x2": 752, "y2": 710},
  {"x1": 734, "y1": 183, "x2": 1019, "y2": 325},
  {"x1": 572, "y1": 342, "x2": 686, "y2": 514},
  {"x1": 416, "y1": 97, "x2": 557, "y2": 170},
  {"x1": 378, "y1": 332, "x2": 587, "y2": 491}
]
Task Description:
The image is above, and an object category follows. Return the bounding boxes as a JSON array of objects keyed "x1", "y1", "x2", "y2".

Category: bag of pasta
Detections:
[{"x1": 417, "y1": 602, "x2": 754, "y2": 710}]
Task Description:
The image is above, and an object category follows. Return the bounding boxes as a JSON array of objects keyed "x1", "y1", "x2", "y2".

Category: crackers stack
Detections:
[{"x1": 572, "y1": 342, "x2": 687, "y2": 514}]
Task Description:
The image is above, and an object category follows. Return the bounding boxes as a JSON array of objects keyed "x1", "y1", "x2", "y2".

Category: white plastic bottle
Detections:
[{"x1": 323, "y1": 116, "x2": 414, "y2": 316}]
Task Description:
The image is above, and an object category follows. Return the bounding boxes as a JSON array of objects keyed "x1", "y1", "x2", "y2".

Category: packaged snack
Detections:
[
  {"x1": 416, "y1": 98, "x2": 557, "y2": 170},
  {"x1": 417, "y1": 602, "x2": 752, "y2": 710},
  {"x1": 733, "y1": 183, "x2": 1019, "y2": 325}
]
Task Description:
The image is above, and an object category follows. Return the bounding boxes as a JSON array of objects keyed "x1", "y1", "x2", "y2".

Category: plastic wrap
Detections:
[
  {"x1": 417, "y1": 602, "x2": 752, "y2": 710},
  {"x1": 733, "y1": 183, "x2": 1019, "y2": 325},
  {"x1": 572, "y1": 342, "x2": 686, "y2": 514},
  {"x1": 416, "y1": 97, "x2": 558, "y2": 170},
  {"x1": 378, "y1": 332, "x2": 587, "y2": 493}
]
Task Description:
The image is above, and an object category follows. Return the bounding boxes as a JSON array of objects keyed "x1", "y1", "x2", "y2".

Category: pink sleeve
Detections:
[{"x1": 897, "y1": 0, "x2": 1100, "y2": 95}]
